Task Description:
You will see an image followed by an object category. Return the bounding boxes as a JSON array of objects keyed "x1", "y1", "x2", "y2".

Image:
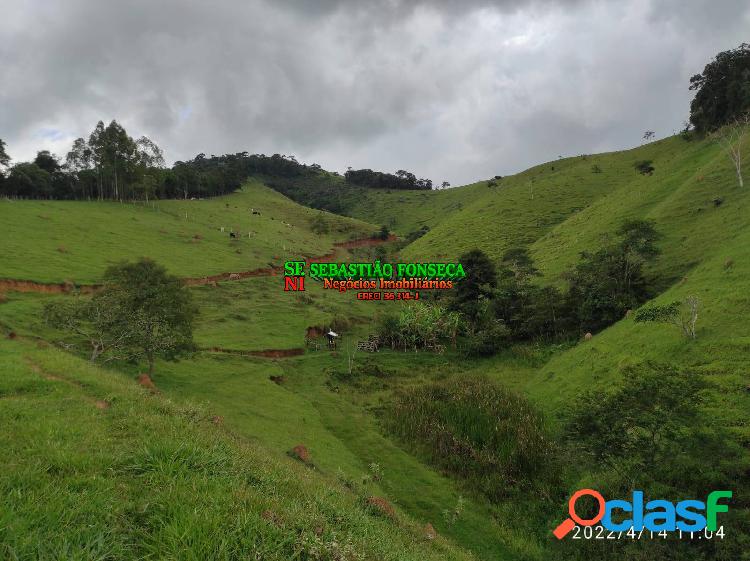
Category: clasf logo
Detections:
[{"x1": 553, "y1": 489, "x2": 732, "y2": 539}]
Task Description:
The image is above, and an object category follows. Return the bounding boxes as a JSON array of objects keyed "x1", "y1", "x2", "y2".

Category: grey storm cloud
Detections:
[{"x1": 1, "y1": 0, "x2": 748, "y2": 185}]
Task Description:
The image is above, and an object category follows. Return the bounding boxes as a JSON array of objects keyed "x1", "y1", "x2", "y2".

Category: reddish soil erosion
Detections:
[
  {"x1": 0, "y1": 279, "x2": 99, "y2": 294},
  {"x1": 366, "y1": 496, "x2": 396, "y2": 518},
  {"x1": 183, "y1": 266, "x2": 280, "y2": 286},
  {"x1": 290, "y1": 444, "x2": 310, "y2": 463},
  {"x1": 137, "y1": 373, "x2": 158, "y2": 393},
  {"x1": 184, "y1": 235, "x2": 395, "y2": 286}
]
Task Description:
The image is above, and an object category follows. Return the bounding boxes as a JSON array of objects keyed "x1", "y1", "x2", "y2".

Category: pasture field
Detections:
[
  {"x1": 2, "y1": 130, "x2": 749, "y2": 560},
  {"x1": 0, "y1": 179, "x2": 373, "y2": 283}
]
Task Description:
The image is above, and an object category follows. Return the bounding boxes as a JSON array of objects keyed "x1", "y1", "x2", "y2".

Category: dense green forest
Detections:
[
  {"x1": 0, "y1": 125, "x2": 433, "y2": 201},
  {"x1": 0, "y1": 120, "x2": 319, "y2": 201}
]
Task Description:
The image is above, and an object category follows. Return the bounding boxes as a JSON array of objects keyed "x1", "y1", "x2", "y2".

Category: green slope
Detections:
[
  {"x1": 402, "y1": 136, "x2": 721, "y2": 264},
  {"x1": 530, "y1": 137, "x2": 743, "y2": 284},
  {"x1": 529, "y1": 224, "x2": 750, "y2": 426},
  {"x1": 0, "y1": 333, "x2": 473, "y2": 560},
  {"x1": 0, "y1": 179, "x2": 374, "y2": 283},
  {"x1": 395, "y1": 131, "x2": 750, "y2": 429}
]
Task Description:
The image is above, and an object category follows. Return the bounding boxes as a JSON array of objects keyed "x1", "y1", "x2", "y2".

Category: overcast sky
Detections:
[{"x1": 1, "y1": 0, "x2": 748, "y2": 186}]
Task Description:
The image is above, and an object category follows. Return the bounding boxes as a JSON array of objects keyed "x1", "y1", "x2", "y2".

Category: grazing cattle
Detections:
[
  {"x1": 229, "y1": 273, "x2": 241, "y2": 280},
  {"x1": 230, "y1": 232, "x2": 237, "y2": 238},
  {"x1": 253, "y1": 211, "x2": 261, "y2": 215}
]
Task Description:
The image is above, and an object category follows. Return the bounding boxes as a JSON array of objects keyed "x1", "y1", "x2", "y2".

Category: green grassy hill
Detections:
[
  {"x1": 401, "y1": 136, "x2": 727, "y2": 266},
  {"x1": 0, "y1": 268, "x2": 517, "y2": 560},
  {"x1": 266, "y1": 131, "x2": 750, "y2": 557},
  {"x1": 0, "y1": 332, "x2": 474, "y2": 560},
  {"x1": 396, "y1": 130, "x2": 750, "y2": 453},
  {"x1": 387, "y1": 132, "x2": 750, "y2": 428},
  {"x1": 0, "y1": 179, "x2": 374, "y2": 284}
]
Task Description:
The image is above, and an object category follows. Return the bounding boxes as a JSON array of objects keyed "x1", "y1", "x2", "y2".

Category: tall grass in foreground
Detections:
[{"x1": 388, "y1": 376, "x2": 559, "y2": 501}]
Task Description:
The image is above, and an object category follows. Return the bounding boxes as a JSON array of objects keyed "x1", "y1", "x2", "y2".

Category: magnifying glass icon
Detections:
[{"x1": 553, "y1": 489, "x2": 606, "y2": 539}]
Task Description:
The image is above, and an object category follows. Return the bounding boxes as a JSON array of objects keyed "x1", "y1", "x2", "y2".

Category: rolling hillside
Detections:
[
  {"x1": 0, "y1": 179, "x2": 374, "y2": 284},
  {"x1": 0, "y1": 184, "x2": 513, "y2": 559},
  {"x1": 1, "y1": 129, "x2": 748, "y2": 561}
]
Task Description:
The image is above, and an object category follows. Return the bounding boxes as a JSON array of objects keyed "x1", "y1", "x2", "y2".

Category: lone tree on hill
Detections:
[
  {"x1": 44, "y1": 259, "x2": 196, "y2": 376},
  {"x1": 634, "y1": 296, "x2": 700, "y2": 339},
  {"x1": 101, "y1": 258, "x2": 196, "y2": 376},
  {"x1": 712, "y1": 113, "x2": 749, "y2": 188}
]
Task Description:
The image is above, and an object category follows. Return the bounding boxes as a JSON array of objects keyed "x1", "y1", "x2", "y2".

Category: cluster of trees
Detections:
[
  {"x1": 0, "y1": 120, "x2": 320, "y2": 201},
  {"x1": 450, "y1": 220, "x2": 661, "y2": 355},
  {"x1": 685, "y1": 43, "x2": 750, "y2": 190},
  {"x1": 44, "y1": 259, "x2": 196, "y2": 377},
  {"x1": 370, "y1": 221, "x2": 661, "y2": 358},
  {"x1": 168, "y1": 151, "x2": 312, "y2": 199},
  {"x1": 689, "y1": 43, "x2": 750, "y2": 134},
  {"x1": 344, "y1": 168, "x2": 432, "y2": 190},
  {"x1": 0, "y1": 120, "x2": 441, "y2": 202},
  {"x1": 0, "y1": 121, "x2": 166, "y2": 200}
]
